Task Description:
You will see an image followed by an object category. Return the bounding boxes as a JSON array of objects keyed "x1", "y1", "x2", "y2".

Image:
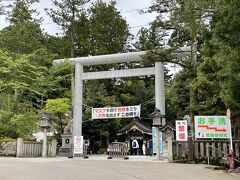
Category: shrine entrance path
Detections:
[{"x1": 0, "y1": 157, "x2": 239, "y2": 180}]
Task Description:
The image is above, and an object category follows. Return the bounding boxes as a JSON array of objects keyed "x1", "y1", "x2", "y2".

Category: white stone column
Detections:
[
  {"x1": 42, "y1": 128, "x2": 47, "y2": 158},
  {"x1": 155, "y1": 62, "x2": 165, "y2": 115},
  {"x1": 16, "y1": 138, "x2": 23, "y2": 158},
  {"x1": 167, "y1": 137, "x2": 173, "y2": 162},
  {"x1": 155, "y1": 62, "x2": 165, "y2": 160},
  {"x1": 50, "y1": 139, "x2": 57, "y2": 157},
  {"x1": 73, "y1": 63, "x2": 83, "y2": 137}
]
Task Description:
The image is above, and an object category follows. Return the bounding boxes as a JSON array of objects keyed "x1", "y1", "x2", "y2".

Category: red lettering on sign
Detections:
[
  {"x1": 178, "y1": 125, "x2": 185, "y2": 132},
  {"x1": 178, "y1": 133, "x2": 186, "y2": 140},
  {"x1": 118, "y1": 107, "x2": 126, "y2": 112}
]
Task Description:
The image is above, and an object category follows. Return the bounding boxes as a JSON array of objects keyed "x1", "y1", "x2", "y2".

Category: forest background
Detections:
[{"x1": 0, "y1": 0, "x2": 239, "y2": 146}]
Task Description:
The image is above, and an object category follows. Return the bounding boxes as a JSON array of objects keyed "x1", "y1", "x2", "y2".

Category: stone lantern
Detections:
[
  {"x1": 149, "y1": 108, "x2": 164, "y2": 160},
  {"x1": 40, "y1": 112, "x2": 52, "y2": 158}
]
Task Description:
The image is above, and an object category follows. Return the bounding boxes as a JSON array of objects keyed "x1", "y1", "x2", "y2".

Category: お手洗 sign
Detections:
[
  {"x1": 194, "y1": 116, "x2": 230, "y2": 139},
  {"x1": 92, "y1": 105, "x2": 140, "y2": 119},
  {"x1": 176, "y1": 120, "x2": 188, "y2": 141}
]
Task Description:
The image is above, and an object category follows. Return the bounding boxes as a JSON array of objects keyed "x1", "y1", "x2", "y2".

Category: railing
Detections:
[
  {"x1": 73, "y1": 145, "x2": 89, "y2": 158},
  {"x1": 107, "y1": 142, "x2": 129, "y2": 160},
  {"x1": 22, "y1": 141, "x2": 43, "y2": 157},
  {"x1": 207, "y1": 145, "x2": 240, "y2": 165},
  {"x1": 16, "y1": 138, "x2": 57, "y2": 157},
  {"x1": 172, "y1": 140, "x2": 240, "y2": 160}
]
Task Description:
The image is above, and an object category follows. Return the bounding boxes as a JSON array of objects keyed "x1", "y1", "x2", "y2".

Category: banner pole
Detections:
[{"x1": 227, "y1": 109, "x2": 234, "y2": 171}]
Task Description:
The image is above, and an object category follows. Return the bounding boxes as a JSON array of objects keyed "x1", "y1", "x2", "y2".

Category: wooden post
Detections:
[
  {"x1": 167, "y1": 137, "x2": 173, "y2": 162},
  {"x1": 212, "y1": 142, "x2": 216, "y2": 158},
  {"x1": 194, "y1": 142, "x2": 199, "y2": 159},
  {"x1": 188, "y1": 137, "x2": 193, "y2": 161},
  {"x1": 206, "y1": 142, "x2": 209, "y2": 158},
  {"x1": 176, "y1": 142, "x2": 179, "y2": 157},
  {"x1": 200, "y1": 142, "x2": 204, "y2": 158},
  {"x1": 217, "y1": 143, "x2": 222, "y2": 157},
  {"x1": 182, "y1": 143, "x2": 185, "y2": 158},
  {"x1": 235, "y1": 142, "x2": 239, "y2": 157},
  {"x1": 51, "y1": 139, "x2": 57, "y2": 157},
  {"x1": 223, "y1": 143, "x2": 227, "y2": 155},
  {"x1": 16, "y1": 138, "x2": 23, "y2": 158}
]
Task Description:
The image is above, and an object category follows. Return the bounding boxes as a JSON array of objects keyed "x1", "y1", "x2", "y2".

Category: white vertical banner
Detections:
[
  {"x1": 74, "y1": 136, "x2": 83, "y2": 154},
  {"x1": 176, "y1": 120, "x2": 188, "y2": 141}
]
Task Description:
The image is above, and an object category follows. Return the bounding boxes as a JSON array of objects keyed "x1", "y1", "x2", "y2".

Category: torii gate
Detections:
[{"x1": 53, "y1": 48, "x2": 190, "y2": 138}]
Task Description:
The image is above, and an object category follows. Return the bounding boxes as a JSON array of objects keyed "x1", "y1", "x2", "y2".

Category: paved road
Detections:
[{"x1": 0, "y1": 157, "x2": 239, "y2": 180}]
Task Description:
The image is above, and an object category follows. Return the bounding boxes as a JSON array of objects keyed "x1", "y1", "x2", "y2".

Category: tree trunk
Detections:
[
  {"x1": 190, "y1": 35, "x2": 198, "y2": 134},
  {"x1": 13, "y1": 89, "x2": 19, "y2": 113},
  {"x1": 70, "y1": 4, "x2": 76, "y2": 109}
]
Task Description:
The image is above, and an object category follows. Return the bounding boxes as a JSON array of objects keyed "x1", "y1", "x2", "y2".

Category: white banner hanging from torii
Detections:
[{"x1": 92, "y1": 105, "x2": 141, "y2": 119}]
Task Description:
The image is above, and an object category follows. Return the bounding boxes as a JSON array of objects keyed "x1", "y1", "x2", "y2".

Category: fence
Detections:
[
  {"x1": 16, "y1": 138, "x2": 57, "y2": 157},
  {"x1": 72, "y1": 144, "x2": 89, "y2": 158},
  {"x1": 171, "y1": 139, "x2": 240, "y2": 160},
  {"x1": 107, "y1": 142, "x2": 129, "y2": 160}
]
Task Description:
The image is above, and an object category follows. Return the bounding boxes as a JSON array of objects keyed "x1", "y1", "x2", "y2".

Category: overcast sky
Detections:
[{"x1": 0, "y1": 0, "x2": 158, "y2": 36}]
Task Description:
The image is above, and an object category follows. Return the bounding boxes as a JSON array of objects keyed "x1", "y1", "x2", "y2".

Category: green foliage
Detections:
[
  {"x1": 0, "y1": 0, "x2": 239, "y2": 141},
  {"x1": 83, "y1": 81, "x2": 120, "y2": 142},
  {"x1": 196, "y1": 0, "x2": 240, "y2": 126},
  {"x1": 46, "y1": 0, "x2": 90, "y2": 57},
  {"x1": 11, "y1": 111, "x2": 39, "y2": 139},
  {"x1": 0, "y1": 137, "x2": 16, "y2": 143},
  {"x1": 0, "y1": 49, "x2": 53, "y2": 112},
  {"x1": 88, "y1": 1, "x2": 130, "y2": 56},
  {"x1": 45, "y1": 98, "x2": 70, "y2": 116},
  {"x1": 45, "y1": 98, "x2": 71, "y2": 135},
  {"x1": 134, "y1": 20, "x2": 165, "y2": 51},
  {"x1": 0, "y1": 0, "x2": 44, "y2": 54},
  {"x1": 0, "y1": 110, "x2": 16, "y2": 138},
  {"x1": 0, "y1": 110, "x2": 39, "y2": 139}
]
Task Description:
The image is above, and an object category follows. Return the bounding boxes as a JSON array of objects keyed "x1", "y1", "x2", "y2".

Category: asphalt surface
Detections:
[{"x1": 0, "y1": 156, "x2": 239, "y2": 180}]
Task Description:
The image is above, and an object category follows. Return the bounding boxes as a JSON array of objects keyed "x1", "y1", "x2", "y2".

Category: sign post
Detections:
[
  {"x1": 73, "y1": 136, "x2": 83, "y2": 155},
  {"x1": 227, "y1": 109, "x2": 234, "y2": 171},
  {"x1": 194, "y1": 115, "x2": 234, "y2": 170}
]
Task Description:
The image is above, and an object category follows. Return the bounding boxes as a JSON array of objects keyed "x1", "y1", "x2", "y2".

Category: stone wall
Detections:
[{"x1": 0, "y1": 141, "x2": 17, "y2": 156}]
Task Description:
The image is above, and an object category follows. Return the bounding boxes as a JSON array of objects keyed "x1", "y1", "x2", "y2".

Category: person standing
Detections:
[
  {"x1": 142, "y1": 140, "x2": 146, "y2": 155},
  {"x1": 132, "y1": 139, "x2": 139, "y2": 155}
]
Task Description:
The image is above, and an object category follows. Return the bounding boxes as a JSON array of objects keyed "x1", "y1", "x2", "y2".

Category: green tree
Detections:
[
  {"x1": 0, "y1": 110, "x2": 17, "y2": 138},
  {"x1": 11, "y1": 111, "x2": 39, "y2": 139},
  {"x1": 134, "y1": 20, "x2": 166, "y2": 51},
  {"x1": 83, "y1": 81, "x2": 120, "y2": 144},
  {"x1": 0, "y1": 48, "x2": 49, "y2": 139},
  {"x1": 196, "y1": 0, "x2": 240, "y2": 136},
  {"x1": 0, "y1": 0, "x2": 44, "y2": 54},
  {"x1": 88, "y1": 0, "x2": 130, "y2": 56},
  {"x1": 46, "y1": 0, "x2": 89, "y2": 58},
  {"x1": 168, "y1": 69, "x2": 190, "y2": 119},
  {"x1": 144, "y1": 0, "x2": 216, "y2": 122},
  {"x1": 45, "y1": 98, "x2": 71, "y2": 135}
]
